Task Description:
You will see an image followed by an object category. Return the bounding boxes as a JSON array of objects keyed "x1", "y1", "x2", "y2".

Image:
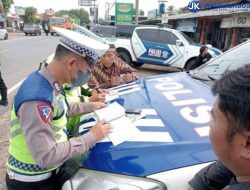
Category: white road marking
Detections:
[
  {"x1": 1, "y1": 36, "x2": 43, "y2": 43},
  {"x1": 7, "y1": 79, "x2": 25, "y2": 95}
]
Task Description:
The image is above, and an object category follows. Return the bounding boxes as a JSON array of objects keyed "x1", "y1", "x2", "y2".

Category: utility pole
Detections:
[
  {"x1": 105, "y1": 2, "x2": 112, "y2": 22},
  {"x1": 135, "y1": 0, "x2": 139, "y2": 25}
]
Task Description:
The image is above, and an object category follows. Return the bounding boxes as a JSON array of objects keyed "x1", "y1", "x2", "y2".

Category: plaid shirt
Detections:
[{"x1": 88, "y1": 58, "x2": 138, "y2": 88}]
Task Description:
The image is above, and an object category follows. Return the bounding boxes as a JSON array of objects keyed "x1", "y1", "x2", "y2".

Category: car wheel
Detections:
[
  {"x1": 132, "y1": 62, "x2": 144, "y2": 67},
  {"x1": 4, "y1": 33, "x2": 8, "y2": 40},
  {"x1": 118, "y1": 51, "x2": 132, "y2": 66},
  {"x1": 25, "y1": 33, "x2": 28, "y2": 36},
  {"x1": 185, "y1": 59, "x2": 197, "y2": 71},
  {"x1": 51, "y1": 33, "x2": 54, "y2": 36},
  {"x1": 39, "y1": 32, "x2": 41, "y2": 35}
]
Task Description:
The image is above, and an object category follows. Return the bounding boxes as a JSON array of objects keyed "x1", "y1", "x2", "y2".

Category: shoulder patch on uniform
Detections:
[{"x1": 37, "y1": 104, "x2": 52, "y2": 123}]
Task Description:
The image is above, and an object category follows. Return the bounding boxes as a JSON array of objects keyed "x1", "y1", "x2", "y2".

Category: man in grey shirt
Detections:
[{"x1": 6, "y1": 28, "x2": 111, "y2": 190}]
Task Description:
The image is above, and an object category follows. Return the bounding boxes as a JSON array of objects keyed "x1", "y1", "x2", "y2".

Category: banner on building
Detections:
[
  {"x1": 115, "y1": 3, "x2": 133, "y2": 25},
  {"x1": 176, "y1": 19, "x2": 197, "y2": 33}
]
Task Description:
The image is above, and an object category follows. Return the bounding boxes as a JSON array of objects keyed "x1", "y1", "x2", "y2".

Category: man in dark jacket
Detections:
[{"x1": 190, "y1": 46, "x2": 212, "y2": 70}]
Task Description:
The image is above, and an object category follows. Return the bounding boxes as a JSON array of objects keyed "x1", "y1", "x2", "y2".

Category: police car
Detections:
[
  {"x1": 114, "y1": 26, "x2": 222, "y2": 68},
  {"x1": 74, "y1": 24, "x2": 221, "y2": 69},
  {"x1": 62, "y1": 40, "x2": 250, "y2": 189}
]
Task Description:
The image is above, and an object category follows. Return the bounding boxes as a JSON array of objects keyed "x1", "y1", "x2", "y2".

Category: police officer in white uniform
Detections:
[{"x1": 5, "y1": 27, "x2": 112, "y2": 190}]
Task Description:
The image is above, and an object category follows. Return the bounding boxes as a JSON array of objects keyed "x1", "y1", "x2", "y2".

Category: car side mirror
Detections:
[{"x1": 176, "y1": 39, "x2": 183, "y2": 46}]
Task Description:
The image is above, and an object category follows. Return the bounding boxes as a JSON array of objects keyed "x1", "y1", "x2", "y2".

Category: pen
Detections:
[
  {"x1": 95, "y1": 87, "x2": 101, "y2": 93},
  {"x1": 93, "y1": 85, "x2": 101, "y2": 93}
]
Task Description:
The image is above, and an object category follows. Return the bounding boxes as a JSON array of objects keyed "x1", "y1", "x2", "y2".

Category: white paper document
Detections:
[
  {"x1": 109, "y1": 117, "x2": 139, "y2": 146},
  {"x1": 94, "y1": 102, "x2": 140, "y2": 146}
]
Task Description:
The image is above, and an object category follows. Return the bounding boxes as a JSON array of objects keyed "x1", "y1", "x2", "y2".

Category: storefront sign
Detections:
[
  {"x1": 220, "y1": 17, "x2": 232, "y2": 28},
  {"x1": 115, "y1": 3, "x2": 133, "y2": 24},
  {"x1": 176, "y1": 19, "x2": 197, "y2": 32},
  {"x1": 221, "y1": 14, "x2": 250, "y2": 28}
]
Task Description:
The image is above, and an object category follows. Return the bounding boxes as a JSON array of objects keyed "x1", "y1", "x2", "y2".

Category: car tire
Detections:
[
  {"x1": 25, "y1": 33, "x2": 28, "y2": 36},
  {"x1": 132, "y1": 62, "x2": 144, "y2": 67},
  {"x1": 185, "y1": 59, "x2": 197, "y2": 71},
  {"x1": 118, "y1": 51, "x2": 132, "y2": 66},
  {"x1": 39, "y1": 32, "x2": 41, "y2": 36},
  {"x1": 4, "y1": 33, "x2": 8, "y2": 40},
  {"x1": 51, "y1": 33, "x2": 54, "y2": 36}
]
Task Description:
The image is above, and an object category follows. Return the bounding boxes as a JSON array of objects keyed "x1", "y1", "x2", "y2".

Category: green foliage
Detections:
[
  {"x1": 23, "y1": 7, "x2": 38, "y2": 23},
  {"x1": 2, "y1": 0, "x2": 14, "y2": 14},
  {"x1": 167, "y1": 5, "x2": 176, "y2": 16},
  {"x1": 55, "y1": 8, "x2": 90, "y2": 25},
  {"x1": 177, "y1": 7, "x2": 184, "y2": 14}
]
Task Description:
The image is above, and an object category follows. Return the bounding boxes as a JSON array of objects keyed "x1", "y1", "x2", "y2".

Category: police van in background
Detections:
[
  {"x1": 62, "y1": 37, "x2": 250, "y2": 189},
  {"x1": 115, "y1": 26, "x2": 222, "y2": 68}
]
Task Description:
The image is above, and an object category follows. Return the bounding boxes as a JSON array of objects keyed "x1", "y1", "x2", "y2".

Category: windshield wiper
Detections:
[{"x1": 207, "y1": 75, "x2": 216, "y2": 81}]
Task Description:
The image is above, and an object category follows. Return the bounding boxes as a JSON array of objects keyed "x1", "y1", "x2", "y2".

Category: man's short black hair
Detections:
[
  {"x1": 200, "y1": 46, "x2": 208, "y2": 54},
  {"x1": 212, "y1": 64, "x2": 250, "y2": 141},
  {"x1": 54, "y1": 44, "x2": 75, "y2": 60}
]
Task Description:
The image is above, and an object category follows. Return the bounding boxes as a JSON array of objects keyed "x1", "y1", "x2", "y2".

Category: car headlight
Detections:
[{"x1": 62, "y1": 169, "x2": 167, "y2": 190}]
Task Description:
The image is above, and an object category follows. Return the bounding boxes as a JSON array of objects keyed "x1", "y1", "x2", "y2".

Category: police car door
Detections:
[
  {"x1": 131, "y1": 28, "x2": 184, "y2": 66},
  {"x1": 158, "y1": 29, "x2": 185, "y2": 66}
]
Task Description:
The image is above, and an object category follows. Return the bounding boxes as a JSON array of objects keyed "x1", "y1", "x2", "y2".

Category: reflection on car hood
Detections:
[{"x1": 82, "y1": 72, "x2": 217, "y2": 176}]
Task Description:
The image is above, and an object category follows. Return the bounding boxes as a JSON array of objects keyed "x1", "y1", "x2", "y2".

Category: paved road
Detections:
[{"x1": 0, "y1": 34, "x2": 60, "y2": 114}]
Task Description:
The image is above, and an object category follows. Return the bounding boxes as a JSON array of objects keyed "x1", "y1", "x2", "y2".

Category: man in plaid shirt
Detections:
[{"x1": 88, "y1": 44, "x2": 138, "y2": 89}]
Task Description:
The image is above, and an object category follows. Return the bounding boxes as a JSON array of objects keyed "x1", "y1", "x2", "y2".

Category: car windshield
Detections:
[
  {"x1": 191, "y1": 41, "x2": 250, "y2": 81},
  {"x1": 178, "y1": 31, "x2": 198, "y2": 45},
  {"x1": 116, "y1": 25, "x2": 136, "y2": 38},
  {"x1": 91, "y1": 26, "x2": 117, "y2": 38}
]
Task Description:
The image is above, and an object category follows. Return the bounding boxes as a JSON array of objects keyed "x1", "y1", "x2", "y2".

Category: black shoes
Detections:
[{"x1": 0, "y1": 99, "x2": 8, "y2": 106}]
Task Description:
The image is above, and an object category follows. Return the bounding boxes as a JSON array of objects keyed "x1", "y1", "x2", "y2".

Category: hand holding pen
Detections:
[{"x1": 90, "y1": 119, "x2": 113, "y2": 141}]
